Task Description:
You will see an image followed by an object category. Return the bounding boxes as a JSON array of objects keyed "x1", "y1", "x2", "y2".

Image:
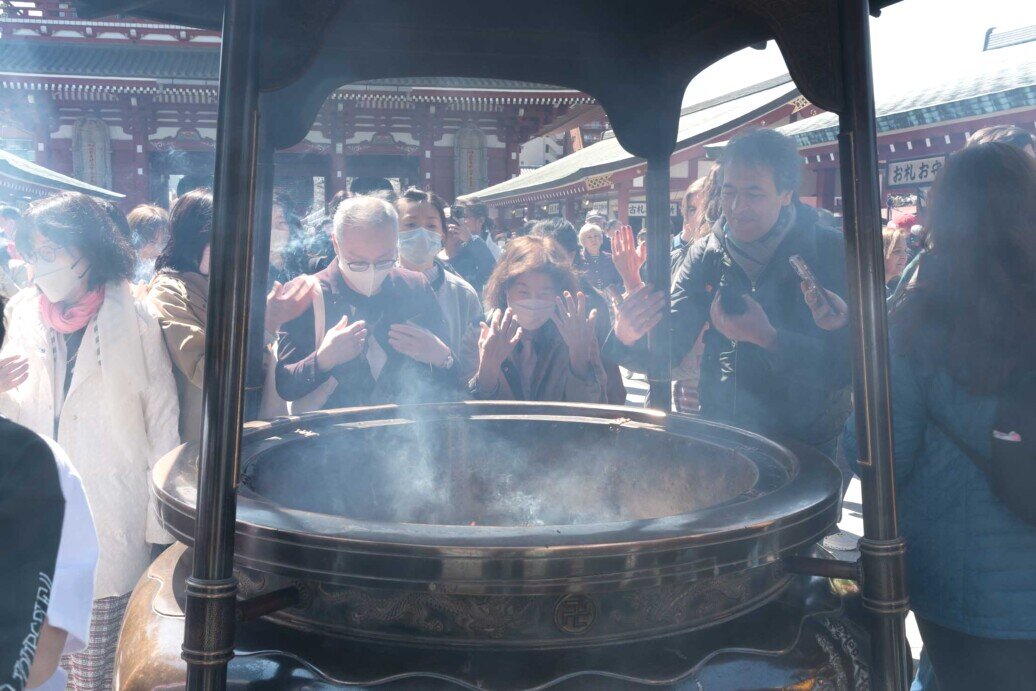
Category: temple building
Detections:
[
  {"x1": 461, "y1": 27, "x2": 1035, "y2": 231},
  {"x1": 0, "y1": 2, "x2": 594, "y2": 210}
]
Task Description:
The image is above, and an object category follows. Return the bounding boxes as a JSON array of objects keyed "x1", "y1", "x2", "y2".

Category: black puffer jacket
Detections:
[
  {"x1": 676, "y1": 205, "x2": 851, "y2": 445},
  {"x1": 619, "y1": 204, "x2": 852, "y2": 447}
]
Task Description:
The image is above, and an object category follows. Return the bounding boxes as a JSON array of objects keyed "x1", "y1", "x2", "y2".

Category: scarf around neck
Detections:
[
  {"x1": 39, "y1": 287, "x2": 105, "y2": 334},
  {"x1": 718, "y1": 204, "x2": 796, "y2": 283}
]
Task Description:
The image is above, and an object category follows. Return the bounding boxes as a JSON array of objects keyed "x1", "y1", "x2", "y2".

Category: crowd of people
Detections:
[{"x1": 0, "y1": 122, "x2": 1034, "y2": 690}]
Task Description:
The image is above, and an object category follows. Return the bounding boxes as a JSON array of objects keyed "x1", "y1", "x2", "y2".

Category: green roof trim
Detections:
[
  {"x1": 461, "y1": 78, "x2": 797, "y2": 204},
  {"x1": 0, "y1": 149, "x2": 124, "y2": 200}
]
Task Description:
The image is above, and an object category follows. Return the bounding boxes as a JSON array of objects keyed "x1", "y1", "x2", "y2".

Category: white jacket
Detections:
[{"x1": 0, "y1": 282, "x2": 179, "y2": 598}]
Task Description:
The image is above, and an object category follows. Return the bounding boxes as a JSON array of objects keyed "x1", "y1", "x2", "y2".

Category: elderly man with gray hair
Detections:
[{"x1": 275, "y1": 196, "x2": 458, "y2": 409}]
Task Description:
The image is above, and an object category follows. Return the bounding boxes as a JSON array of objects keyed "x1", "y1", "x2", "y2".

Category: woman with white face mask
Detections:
[
  {"x1": 472, "y1": 236, "x2": 606, "y2": 402},
  {"x1": 0, "y1": 192, "x2": 180, "y2": 691},
  {"x1": 395, "y1": 188, "x2": 482, "y2": 385}
]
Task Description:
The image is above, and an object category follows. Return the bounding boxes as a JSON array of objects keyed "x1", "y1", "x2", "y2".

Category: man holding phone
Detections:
[{"x1": 612, "y1": 128, "x2": 852, "y2": 457}]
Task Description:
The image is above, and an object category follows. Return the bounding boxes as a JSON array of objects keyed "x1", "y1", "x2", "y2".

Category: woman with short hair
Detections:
[
  {"x1": 473, "y1": 235, "x2": 605, "y2": 403},
  {"x1": 0, "y1": 192, "x2": 180, "y2": 690}
]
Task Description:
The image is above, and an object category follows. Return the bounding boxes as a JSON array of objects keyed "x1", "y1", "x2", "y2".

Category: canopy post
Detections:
[
  {"x1": 182, "y1": 0, "x2": 261, "y2": 688},
  {"x1": 244, "y1": 101, "x2": 275, "y2": 423},
  {"x1": 837, "y1": 1, "x2": 911, "y2": 689},
  {"x1": 645, "y1": 154, "x2": 672, "y2": 410}
]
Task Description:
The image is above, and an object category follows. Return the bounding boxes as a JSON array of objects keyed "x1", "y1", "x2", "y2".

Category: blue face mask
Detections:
[{"x1": 398, "y1": 227, "x2": 443, "y2": 268}]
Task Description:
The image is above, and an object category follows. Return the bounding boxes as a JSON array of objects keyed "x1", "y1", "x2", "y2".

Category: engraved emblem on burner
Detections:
[{"x1": 554, "y1": 594, "x2": 597, "y2": 634}]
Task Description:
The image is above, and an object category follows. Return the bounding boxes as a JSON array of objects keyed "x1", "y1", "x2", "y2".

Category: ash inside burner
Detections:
[{"x1": 243, "y1": 417, "x2": 761, "y2": 527}]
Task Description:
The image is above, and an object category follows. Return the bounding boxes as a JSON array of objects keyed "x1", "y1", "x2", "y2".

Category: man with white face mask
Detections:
[{"x1": 275, "y1": 195, "x2": 459, "y2": 409}]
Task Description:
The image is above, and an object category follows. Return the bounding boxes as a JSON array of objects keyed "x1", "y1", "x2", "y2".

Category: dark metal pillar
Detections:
[
  {"x1": 182, "y1": 0, "x2": 262, "y2": 688},
  {"x1": 645, "y1": 154, "x2": 672, "y2": 410},
  {"x1": 243, "y1": 101, "x2": 276, "y2": 423},
  {"x1": 837, "y1": 1, "x2": 911, "y2": 689}
]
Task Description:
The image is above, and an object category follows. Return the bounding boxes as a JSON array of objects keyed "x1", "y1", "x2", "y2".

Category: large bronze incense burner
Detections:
[
  {"x1": 115, "y1": 402, "x2": 872, "y2": 688},
  {"x1": 74, "y1": 0, "x2": 913, "y2": 686}
]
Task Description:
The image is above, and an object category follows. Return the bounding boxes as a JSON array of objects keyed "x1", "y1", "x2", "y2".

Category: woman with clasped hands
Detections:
[{"x1": 471, "y1": 236, "x2": 606, "y2": 403}]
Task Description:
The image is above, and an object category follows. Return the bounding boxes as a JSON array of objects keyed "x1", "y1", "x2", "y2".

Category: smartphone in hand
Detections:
[{"x1": 789, "y1": 254, "x2": 839, "y2": 315}]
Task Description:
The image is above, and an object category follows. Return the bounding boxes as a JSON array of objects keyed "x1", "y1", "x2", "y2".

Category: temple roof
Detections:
[
  {"x1": 984, "y1": 24, "x2": 1036, "y2": 52},
  {"x1": 0, "y1": 148, "x2": 123, "y2": 200},
  {"x1": 459, "y1": 76, "x2": 797, "y2": 204},
  {"x1": 0, "y1": 41, "x2": 218, "y2": 81},
  {"x1": 66, "y1": 0, "x2": 903, "y2": 154},
  {"x1": 0, "y1": 41, "x2": 585, "y2": 95},
  {"x1": 778, "y1": 45, "x2": 1036, "y2": 148}
]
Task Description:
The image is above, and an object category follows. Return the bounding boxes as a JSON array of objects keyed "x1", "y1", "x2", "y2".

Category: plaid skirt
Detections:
[{"x1": 60, "y1": 593, "x2": 131, "y2": 691}]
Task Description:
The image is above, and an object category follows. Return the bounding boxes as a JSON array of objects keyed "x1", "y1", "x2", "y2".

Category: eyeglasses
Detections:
[
  {"x1": 342, "y1": 258, "x2": 396, "y2": 272},
  {"x1": 24, "y1": 243, "x2": 68, "y2": 264}
]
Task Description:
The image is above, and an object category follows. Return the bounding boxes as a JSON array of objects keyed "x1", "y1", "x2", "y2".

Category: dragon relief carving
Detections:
[
  {"x1": 813, "y1": 633, "x2": 851, "y2": 689},
  {"x1": 820, "y1": 616, "x2": 871, "y2": 690},
  {"x1": 615, "y1": 569, "x2": 782, "y2": 628},
  {"x1": 315, "y1": 586, "x2": 534, "y2": 639}
]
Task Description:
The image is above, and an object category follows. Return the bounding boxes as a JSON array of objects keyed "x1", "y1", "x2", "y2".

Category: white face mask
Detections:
[
  {"x1": 34, "y1": 255, "x2": 90, "y2": 303},
  {"x1": 509, "y1": 298, "x2": 556, "y2": 331},
  {"x1": 398, "y1": 228, "x2": 442, "y2": 268},
  {"x1": 338, "y1": 257, "x2": 391, "y2": 297}
]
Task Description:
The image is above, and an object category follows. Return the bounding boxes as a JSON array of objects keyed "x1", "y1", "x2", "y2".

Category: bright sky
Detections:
[{"x1": 681, "y1": 0, "x2": 1036, "y2": 106}]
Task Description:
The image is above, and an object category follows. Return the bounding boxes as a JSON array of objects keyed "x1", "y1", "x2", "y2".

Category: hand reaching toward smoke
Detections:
[
  {"x1": 266, "y1": 278, "x2": 314, "y2": 333},
  {"x1": 315, "y1": 315, "x2": 367, "y2": 372},
  {"x1": 552, "y1": 291, "x2": 598, "y2": 379},
  {"x1": 473, "y1": 308, "x2": 522, "y2": 394},
  {"x1": 611, "y1": 224, "x2": 646, "y2": 293},
  {"x1": 613, "y1": 284, "x2": 664, "y2": 346}
]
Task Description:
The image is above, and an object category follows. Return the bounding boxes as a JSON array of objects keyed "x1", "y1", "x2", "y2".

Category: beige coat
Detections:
[
  {"x1": 147, "y1": 270, "x2": 207, "y2": 442},
  {"x1": 0, "y1": 282, "x2": 179, "y2": 598}
]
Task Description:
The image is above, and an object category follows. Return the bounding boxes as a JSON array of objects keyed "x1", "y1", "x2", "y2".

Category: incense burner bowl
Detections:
[{"x1": 117, "y1": 402, "x2": 869, "y2": 689}]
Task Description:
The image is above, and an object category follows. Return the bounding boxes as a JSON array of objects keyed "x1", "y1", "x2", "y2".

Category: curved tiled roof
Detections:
[
  {"x1": 352, "y1": 77, "x2": 578, "y2": 91},
  {"x1": 0, "y1": 42, "x2": 585, "y2": 94},
  {"x1": 0, "y1": 42, "x2": 219, "y2": 80},
  {"x1": 779, "y1": 46, "x2": 1036, "y2": 148},
  {"x1": 460, "y1": 77, "x2": 797, "y2": 204}
]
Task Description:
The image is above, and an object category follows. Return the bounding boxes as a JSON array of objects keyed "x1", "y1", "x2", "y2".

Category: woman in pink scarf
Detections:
[{"x1": 0, "y1": 192, "x2": 179, "y2": 691}]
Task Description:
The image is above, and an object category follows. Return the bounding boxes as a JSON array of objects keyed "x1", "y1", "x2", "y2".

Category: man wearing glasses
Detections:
[{"x1": 274, "y1": 196, "x2": 458, "y2": 409}]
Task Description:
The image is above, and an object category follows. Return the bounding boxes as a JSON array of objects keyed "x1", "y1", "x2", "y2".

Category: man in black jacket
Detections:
[{"x1": 613, "y1": 128, "x2": 851, "y2": 455}]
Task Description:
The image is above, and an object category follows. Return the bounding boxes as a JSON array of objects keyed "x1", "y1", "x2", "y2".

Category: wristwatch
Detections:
[{"x1": 440, "y1": 350, "x2": 455, "y2": 370}]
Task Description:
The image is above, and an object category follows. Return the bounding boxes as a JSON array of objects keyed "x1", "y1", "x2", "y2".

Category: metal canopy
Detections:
[
  {"x1": 69, "y1": 2, "x2": 911, "y2": 690},
  {"x1": 74, "y1": 0, "x2": 898, "y2": 155}
]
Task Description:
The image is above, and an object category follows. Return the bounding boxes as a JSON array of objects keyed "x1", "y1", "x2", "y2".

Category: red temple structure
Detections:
[
  {"x1": 0, "y1": 1, "x2": 594, "y2": 210},
  {"x1": 461, "y1": 29, "x2": 1035, "y2": 229}
]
